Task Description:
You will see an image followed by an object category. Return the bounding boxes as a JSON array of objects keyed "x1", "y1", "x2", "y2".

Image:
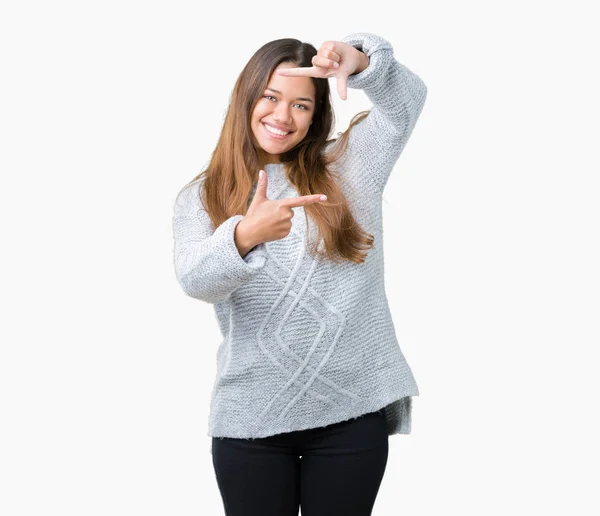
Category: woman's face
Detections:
[{"x1": 250, "y1": 61, "x2": 316, "y2": 165}]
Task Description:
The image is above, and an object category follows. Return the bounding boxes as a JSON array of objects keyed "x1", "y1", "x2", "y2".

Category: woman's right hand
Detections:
[{"x1": 235, "y1": 169, "x2": 328, "y2": 251}]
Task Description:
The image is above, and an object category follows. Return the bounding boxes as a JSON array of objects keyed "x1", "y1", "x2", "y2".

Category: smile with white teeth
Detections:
[{"x1": 263, "y1": 123, "x2": 290, "y2": 136}]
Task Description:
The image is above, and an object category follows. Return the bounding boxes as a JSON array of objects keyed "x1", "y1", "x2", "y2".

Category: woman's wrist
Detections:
[
  {"x1": 234, "y1": 219, "x2": 258, "y2": 258},
  {"x1": 352, "y1": 49, "x2": 369, "y2": 75}
]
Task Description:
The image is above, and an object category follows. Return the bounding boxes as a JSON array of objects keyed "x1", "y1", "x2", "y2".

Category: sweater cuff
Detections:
[
  {"x1": 215, "y1": 214, "x2": 267, "y2": 283},
  {"x1": 342, "y1": 32, "x2": 394, "y2": 91}
]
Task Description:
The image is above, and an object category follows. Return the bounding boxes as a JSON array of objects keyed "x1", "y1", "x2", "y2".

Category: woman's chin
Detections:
[{"x1": 258, "y1": 140, "x2": 289, "y2": 154}]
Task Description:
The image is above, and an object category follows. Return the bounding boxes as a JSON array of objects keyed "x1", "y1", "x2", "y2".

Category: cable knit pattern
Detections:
[{"x1": 172, "y1": 33, "x2": 427, "y2": 452}]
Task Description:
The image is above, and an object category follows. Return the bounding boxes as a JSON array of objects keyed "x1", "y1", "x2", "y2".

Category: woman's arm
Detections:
[
  {"x1": 172, "y1": 180, "x2": 267, "y2": 304},
  {"x1": 341, "y1": 32, "x2": 428, "y2": 195}
]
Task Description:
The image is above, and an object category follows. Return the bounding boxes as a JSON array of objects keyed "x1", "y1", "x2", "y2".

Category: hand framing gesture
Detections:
[
  {"x1": 235, "y1": 170, "x2": 328, "y2": 253},
  {"x1": 276, "y1": 41, "x2": 368, "y2": 101}
]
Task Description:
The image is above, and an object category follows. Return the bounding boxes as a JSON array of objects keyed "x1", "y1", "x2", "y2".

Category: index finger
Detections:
[
  {"x1": 279, "y1": 194, "x2": 327, "y2": 208},
  {"x1": 276, "y1": 66, "x2": 322, "y2": 78}
]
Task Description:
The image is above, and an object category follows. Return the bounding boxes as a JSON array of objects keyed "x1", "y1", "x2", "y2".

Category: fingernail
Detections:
[
  {"x1": 333, "y1": 62, "x2": 339, "y2": 68},
  {"x1": 320, "y1": 195, "x2": 327, "y2": 200}
]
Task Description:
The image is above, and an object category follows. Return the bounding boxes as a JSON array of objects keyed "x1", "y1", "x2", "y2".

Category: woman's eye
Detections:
[{"x1": 262, "y1": 96, "x2": 308, "y2": 110}]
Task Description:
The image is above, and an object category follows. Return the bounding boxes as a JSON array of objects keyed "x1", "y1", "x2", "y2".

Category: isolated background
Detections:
[{"x1": 1, "y1": 1, "x2": 599, "y2": 515}]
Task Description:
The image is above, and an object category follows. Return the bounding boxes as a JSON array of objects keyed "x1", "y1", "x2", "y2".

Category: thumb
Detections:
[
  {"x1": 336, "y1": 73, "x2": 348, "y2": 101},
  {"x1": 251, "y1": 169, "x2": 268, "y2": 203}
]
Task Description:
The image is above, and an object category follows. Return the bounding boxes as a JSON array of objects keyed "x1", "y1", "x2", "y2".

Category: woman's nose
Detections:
[{"x1": 273, "y1": 104, "x2": 292, "y2": 123}]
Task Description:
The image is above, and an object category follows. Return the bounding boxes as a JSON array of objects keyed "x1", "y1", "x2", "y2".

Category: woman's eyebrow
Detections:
[{"x1": 266, "y1": 88, "x2": 314, "y2": 104}]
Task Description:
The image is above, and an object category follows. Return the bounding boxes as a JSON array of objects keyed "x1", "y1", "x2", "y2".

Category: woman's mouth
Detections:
[{"x1": 262, "y1": 122, "x2": 293, "y2": 140}]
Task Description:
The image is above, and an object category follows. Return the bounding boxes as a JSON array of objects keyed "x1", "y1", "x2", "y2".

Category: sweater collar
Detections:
[{"x1": 260, "y1": 163, "x2": 289, "y2": 199}]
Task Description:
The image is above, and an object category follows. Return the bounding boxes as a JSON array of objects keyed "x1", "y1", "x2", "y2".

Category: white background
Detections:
[{"x1": 1, "y1": 1, "x2": 599, "y2": 515}]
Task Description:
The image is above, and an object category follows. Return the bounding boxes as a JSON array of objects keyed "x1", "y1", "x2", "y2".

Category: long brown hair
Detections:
[{"x1": 181, "y1": 37, "x2": 374, "y2": 264}]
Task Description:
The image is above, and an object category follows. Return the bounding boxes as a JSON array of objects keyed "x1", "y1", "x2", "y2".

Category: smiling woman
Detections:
[
  {"x1": 250, "y1": 64, "x2": 316, "y2": 168},
  {"x1": 177, "y1": 34, "x2": 380, "y2": 266},
  {"x1": 172, "y1": 31, "x2": 427, "y2": 516}
]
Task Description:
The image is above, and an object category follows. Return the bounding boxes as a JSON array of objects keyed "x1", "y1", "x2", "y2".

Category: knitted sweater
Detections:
[{"x1": 172, "y1": 32, "x2": 427, "y2": 446}]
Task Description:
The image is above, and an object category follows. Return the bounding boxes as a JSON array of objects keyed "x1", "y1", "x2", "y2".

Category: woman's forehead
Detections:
[{"x1": 267, "y1": 65, "x2": 315, "y2": 99}]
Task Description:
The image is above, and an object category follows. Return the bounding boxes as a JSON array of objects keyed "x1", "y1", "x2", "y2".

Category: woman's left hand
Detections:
[{"x1": 275, "y1": 40, "x2": 368, "y2": 101}]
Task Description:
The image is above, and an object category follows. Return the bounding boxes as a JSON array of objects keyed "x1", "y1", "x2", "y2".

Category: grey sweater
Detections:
[{"x1": 172, "y1": 32, "x2": 427, "y2": 445}]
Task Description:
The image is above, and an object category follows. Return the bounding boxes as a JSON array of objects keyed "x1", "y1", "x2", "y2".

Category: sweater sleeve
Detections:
[
  {"x1": 340, "y1": 32, "x2": 428, "y2": 195},
  {"x1": 172, "y1": 179, "x2": 268, "y2": 304}
]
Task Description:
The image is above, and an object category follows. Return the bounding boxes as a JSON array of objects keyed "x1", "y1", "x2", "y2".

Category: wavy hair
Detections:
[{"x1": 181, "y1": 37, "x2": 374, "y2": 264}]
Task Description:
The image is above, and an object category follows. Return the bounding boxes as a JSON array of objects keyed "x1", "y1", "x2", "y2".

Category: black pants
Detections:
[{"x1": 211, "y1": 409, "x2": 388, "y2": 516}]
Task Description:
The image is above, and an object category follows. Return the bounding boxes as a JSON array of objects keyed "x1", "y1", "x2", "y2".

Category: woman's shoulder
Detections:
[
  {"x1": 175, "y1": 176, "x2": 204, "y2": 210},
  {"x1": 321, "y1": 134, "x2": 345, "y2": 161},
  {"x1": 321, "y1": 123, "x2": 365, "y2": 167}
]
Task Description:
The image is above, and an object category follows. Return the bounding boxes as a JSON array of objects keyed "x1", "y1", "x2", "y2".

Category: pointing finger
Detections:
[
  {"x1": 276, "y1": 66, "x2": 326, "y2": 78},
  {"x1": 279, "y1": 194, "x2": 327, "y2": 208}
]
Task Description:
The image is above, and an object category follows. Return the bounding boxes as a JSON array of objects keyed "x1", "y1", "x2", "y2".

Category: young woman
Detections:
[{"x1": 172, "y1": 32, "x2": 427, "y2": 516}]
